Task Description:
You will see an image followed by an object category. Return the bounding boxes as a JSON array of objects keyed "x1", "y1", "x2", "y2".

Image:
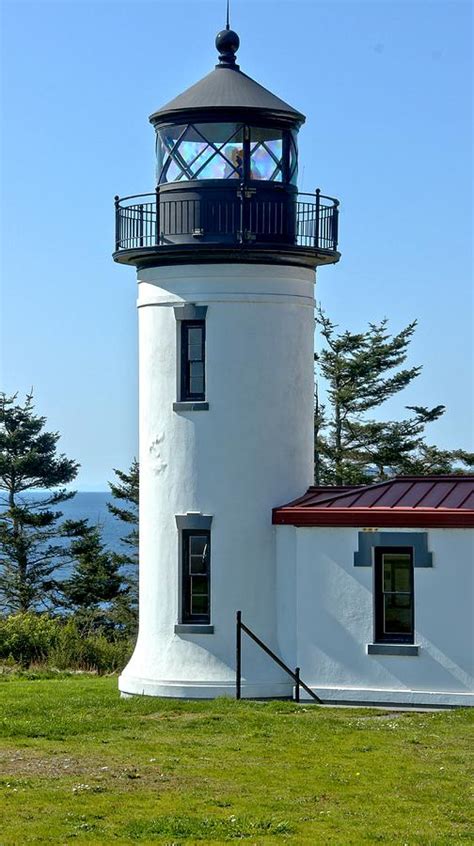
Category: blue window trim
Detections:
[
  {"x1": 176, "y1": 513, "x2": 213, "y2": 531},
  {"x1": 354, "y1": 532, "x2": 433, "y2": 568},
  {"x1": 173, "y1": 304, "x2": 208, "y2": 322},
  {"x1": 368, "y1": 643, "x2": 419, "y2": 656}
]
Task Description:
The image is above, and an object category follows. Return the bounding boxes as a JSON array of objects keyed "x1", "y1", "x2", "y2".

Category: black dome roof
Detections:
[{"x1": 149, "y1": 30, "x2": 305, "y2": 127}]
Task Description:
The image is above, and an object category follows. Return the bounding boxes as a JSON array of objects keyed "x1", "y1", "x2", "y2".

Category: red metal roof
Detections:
[{"x1": 273, "y1": 476, "x2": 474, "y2": 528}]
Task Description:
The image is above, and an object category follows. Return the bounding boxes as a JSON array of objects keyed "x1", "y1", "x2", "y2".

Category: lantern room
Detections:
[
  {"x1": 113, "y1": 26, "x2": 340, "y2": 269},
  {"x1": 152, "y1": 27, "x2": 300, "y2": 189}
]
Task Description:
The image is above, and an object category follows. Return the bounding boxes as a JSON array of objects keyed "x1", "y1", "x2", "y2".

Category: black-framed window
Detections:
[
  {"x1": 180, "y1": 320, "x2": 205, "y2": 401},
  {"x1": 374, "y1": 547, "x2": 414, "y2": 644},
  {"x1": 181, "y1": 530, "x2": 210, "y2": 624}
]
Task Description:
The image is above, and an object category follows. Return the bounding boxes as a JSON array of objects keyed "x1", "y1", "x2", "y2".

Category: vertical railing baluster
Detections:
[
  {"x1": 139, "y1": 204, "x2": 144, "y2": 247},
  {"x1": 155, "y1": 187, "x2": 160, "y2": 246},
  {"x1": 295, "y1": 667, "x2": 300, "y2": 703},
  {"x1": 315, "y1": 188, "x2": 321, "y2": 249}
]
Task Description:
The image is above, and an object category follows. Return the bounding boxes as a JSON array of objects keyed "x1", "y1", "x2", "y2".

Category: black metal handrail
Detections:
[
  {"x1": 235, "y1": 610, "x2": 322, "y2": 703},
  {"x1": 114, "y1": 188, "x2": 339, "y2": 253}
]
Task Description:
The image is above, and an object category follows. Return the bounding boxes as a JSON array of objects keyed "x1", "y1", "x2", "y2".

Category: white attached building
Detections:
[
  {"x1": 274, "y1": 477, "x2": 474, "y2": 708},
  {"x1": 113, "y1": 24, "x2": 474, "y2": 707}
]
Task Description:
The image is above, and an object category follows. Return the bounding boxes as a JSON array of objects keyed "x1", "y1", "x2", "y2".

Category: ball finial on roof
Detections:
[{"x1": 215, "y1": 27, "x2": 240, "y2": 68}]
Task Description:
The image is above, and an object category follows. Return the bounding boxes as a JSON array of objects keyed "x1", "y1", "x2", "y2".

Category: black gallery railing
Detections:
[{"x1": 114, "y1": 188, "x2": 339, "y2": 253}]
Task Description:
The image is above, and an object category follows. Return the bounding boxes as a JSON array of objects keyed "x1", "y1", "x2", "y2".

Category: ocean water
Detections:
[
  {"x1": 59, "y1": 492, "x2": 127, "y2": 553},
  {"x1": 1, "y1": 492, "x2": 128, "y2": 555},
  {"x1": 1, "y1": 492, "x2": 134, "y2": 582}
]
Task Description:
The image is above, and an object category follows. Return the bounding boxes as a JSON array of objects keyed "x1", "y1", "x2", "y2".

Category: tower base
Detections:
[{"x1": 118, "y1": 674, "x2": 292, "y2": 700}]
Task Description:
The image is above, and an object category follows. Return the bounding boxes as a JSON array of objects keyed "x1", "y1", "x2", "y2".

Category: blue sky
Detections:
[{"x1": 1, "y1": 0, "x2": 472, "y2": 489}]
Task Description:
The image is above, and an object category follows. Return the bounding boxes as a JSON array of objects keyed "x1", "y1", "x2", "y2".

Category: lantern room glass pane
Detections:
[
  {"x1": 289, "y1": 130, "x2": 298, "y2": 185},
  {"x1": 165, "y1": 158, "x2": 184, "y2": 182},
  {"x1": 250, "y1": 127, "x2": 283, "y2": 181},
  {"x1": 156, "y1": 123, "x2": 244, "y2": 182},
  {"x1": 156, "y1": 124, "x2": 186, "y2": 183}
]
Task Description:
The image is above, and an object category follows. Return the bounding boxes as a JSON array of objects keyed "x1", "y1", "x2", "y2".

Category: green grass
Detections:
[{"x1": 0, "y1": 675, "x2": 472, "y2": 845}]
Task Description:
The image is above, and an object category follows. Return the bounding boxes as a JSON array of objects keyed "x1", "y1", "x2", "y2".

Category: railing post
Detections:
[
  {"x1": 155, "y1": 185, "x2": 161, "y2": 246},
  {"x1": 295, "y1": 667, "x2": 300, "y2": 703},
  {"x1": 333, "y1": 199, "x2": 339, "y2": 251},
  {"x1": 315, "y1": 188, "x2": 321, "y2": 249},
  {"x1": 239, "y1": 181, "x2": 245, "y2": 244},
  {"x1": 114, "y1": 195, "x2": 120, "y2": 251},
  {"x1": 236, "y1": 610, "x2": 242, "y2": 700}
]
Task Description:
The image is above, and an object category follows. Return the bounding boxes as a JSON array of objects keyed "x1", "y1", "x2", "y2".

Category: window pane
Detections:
[
  {"x1": 187, "y1": 327, "x2": 203, "y2": 361},
  {"x1": 290, "y1": 131, "x2": 298, "y2": 185},
  {"x1": 191, "y1": 576, "x2": 208, "y2": 595},
  {"x1": 193, "y1": 122, "x2": 243, "y2": 180},
  {"x1": 250, "y1": 127, "x2": 283, "y2": 181},
  {"x1": 156, "y1": 137, "x2": 168, "y2": 182},
  {"x1": 190, "y1": 536, "x2": 207, "y2": 556},
  {"x1": 250, "y1": 145, "x2": 283, "y2": 180},
  {"x1": 251, "y1": 127, "x2": 282, "y2": 144},
  {"x1": 191, "y1": 591, "x2": 209, "y2": 615},
  {"x1": 156, "y1": 126, "x2": 186, "y2": 183},
  {"x1": 190, "y1": 555, "x2": 206, "y2": 575},
  {"x1": 193, "y1": 123, "x2": 242, "y2": 144},
  {"x1": 177, "y1": 127, "x2": 209, "y2": 173},
  {"x1": 191, "y1": 574, "x2": 209, "y2": 615},
  {"x1": 189, "y1": 361, "x2": 204, "y2": 395},
  {"x1": 164, "y1": 126, "x2": 209, "y2": 181},
  {"x1": 165, "y1": 158, "x2": 185, "y2": 182},
  {"x1": 383, "y1": 554, "x2": 411, "y2": 592},
  {"x1": 189, "y1": 536, "x2": 208, "y2": 575},
  {"x1": 384, "y1": 594, "x2": 412, "y2": 634},
  {"x1": 185, "y1": 147, "x2": 217, "y2": 177}
]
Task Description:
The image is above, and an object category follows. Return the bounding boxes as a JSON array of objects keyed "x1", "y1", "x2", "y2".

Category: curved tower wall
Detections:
[{"x1": 119, "y1": 262, "x2": 315, "y2": 698}]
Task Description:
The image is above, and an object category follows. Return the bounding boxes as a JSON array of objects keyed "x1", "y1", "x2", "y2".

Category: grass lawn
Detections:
[{"x1": 0, "y1": 675, "x2": 472, "y2": 845}]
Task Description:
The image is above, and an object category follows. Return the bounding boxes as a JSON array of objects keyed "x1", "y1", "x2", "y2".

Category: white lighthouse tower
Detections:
[{"x1": 114, "y1": 22, "x2": 340, "y2": 698}]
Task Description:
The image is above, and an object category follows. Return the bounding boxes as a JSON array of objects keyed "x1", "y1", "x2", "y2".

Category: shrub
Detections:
[
  {"x1": 0, "y1": 613, "x2": 133, "y2": 672},
  {"x1": 0, "y1": 613, "x2": 59, "y2": 665}
]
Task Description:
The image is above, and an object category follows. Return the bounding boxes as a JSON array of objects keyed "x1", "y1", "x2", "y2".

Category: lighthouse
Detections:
[{"x1": 114, "y1": 22, "x2": 340, "y2": 698}]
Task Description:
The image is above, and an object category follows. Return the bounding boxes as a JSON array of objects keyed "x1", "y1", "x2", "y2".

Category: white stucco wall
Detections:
[
  {"x1": 276, "y1": 525, "x2": 474, "y2": 706},
  {"x1": 119, "y1": 263, "x2": 316, "y2": 698}
]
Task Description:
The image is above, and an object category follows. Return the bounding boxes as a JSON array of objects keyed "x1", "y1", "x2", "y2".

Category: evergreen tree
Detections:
[
  {"x1": 0, "y1": 391, "x2": 80, "y2": 612},
  {"x1": 315, "y1": 309, "x2": 474, "y2": 484},
  {"x1": 107, "y1": 459, "x2": 139, "y2": 568},
  {"x1": 61, "y1": 522, "x2": 123, "y2": 631},
  {"x1": 107, "y1": 459, "x2": 139, "y2": 634}
]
